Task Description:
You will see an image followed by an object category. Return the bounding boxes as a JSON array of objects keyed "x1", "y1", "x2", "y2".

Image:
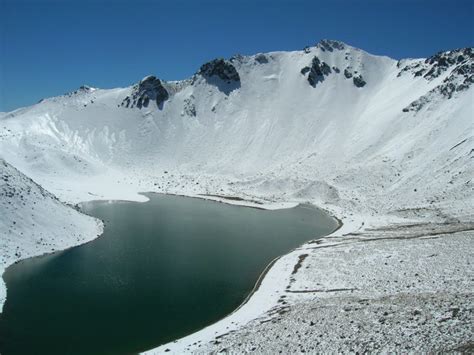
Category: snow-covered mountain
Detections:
[
  {"x1": 1, "y1": 40, "x2": 472, "y2": 212},
  {"x1": 0, "y1": 40, "x2": 473, "y2": 349}
]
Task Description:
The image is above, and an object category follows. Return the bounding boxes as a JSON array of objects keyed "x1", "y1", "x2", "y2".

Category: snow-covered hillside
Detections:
[
  {"x1": 0, "y1": 39, "x2": 473, "y2": 352},
  {"x1": 0, "y1": 40, "x2": 472, "y2": 214},
  {"x1": 0, "y1": 159, "x2": 101, "y2": 308}
]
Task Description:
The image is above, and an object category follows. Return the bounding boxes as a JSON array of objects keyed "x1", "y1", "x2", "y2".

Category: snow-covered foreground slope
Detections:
[
  {"x1": 0, "y1": 40, "x2": 473, "y2": 352},
  {"x1": 0, "y1": 159, "x2": 101, "y2": 308}
]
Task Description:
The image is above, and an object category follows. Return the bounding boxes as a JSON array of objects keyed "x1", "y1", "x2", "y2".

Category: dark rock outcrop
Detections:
[
  {"x1": 423, "y1": 48, "x2": 473, "y2": 79},
  {"x1": 401, "y1": 48, "x2": 473, "y2": 112},
  {"x1": 317, "y1": 39, "x2": 346, "y2": 52},
  {"x1": 300, "y1": 66, "x2": 311, "y2": 75},
  {"x1": 344, "y1": 68, "x2": 353, "y2": 79},
  {"x1": 397, "y1": 48, "x2": 474, "y2": 81},
  {"x1": 343, "y1": 67, "x2": 366, "y2": 88},
  {"x1": 403, "y1": 59, "x2": 473, "y2": 112},
  {"x1": 255, "y1": 54, "x2": 269, "y2": 64},
  {"x1": 64, "y1": 85, "x2": 95, "y2": 98},
  {"x1": 302, "y1": 56, "x2": 332, "y2": 87},
  {"x1": 199, "y1": 59, "x2": 240, "y2": 83},
  {"x1": 353, "y1": 75, "x2": 367, "y2": 88},
  {"x1": 121, "y1": 76, "x2": 169, "y2": 109},
  {"x1": 197, "y1": 58, "x2": 241, "y2": 94}
]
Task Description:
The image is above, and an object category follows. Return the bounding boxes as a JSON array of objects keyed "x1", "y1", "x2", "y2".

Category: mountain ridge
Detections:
[
  {"x1": 0, "y1": 40, "x2": 472, "y2": 351},
  {"x1": 4, "y1": 39, "x2": 471, "y2": 118}
]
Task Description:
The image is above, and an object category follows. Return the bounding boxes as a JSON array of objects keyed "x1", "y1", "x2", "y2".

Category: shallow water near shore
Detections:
[{"x1": 0, "y1": 193, "x2": 338, "y2": 355}]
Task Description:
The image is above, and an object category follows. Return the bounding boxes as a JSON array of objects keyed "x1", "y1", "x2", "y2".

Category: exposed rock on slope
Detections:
[
  {"x1": 254, "y1": 54, "x2": 269, "y2": 64},
  {"x1": 398, "y1": 48, "x2": 474, "y2": 80},
  {"x1": 343, "y1": 67, "x2": 366, "y2": 87},
  {"x1": 198, "y1": 58, "x2": 241, "y2": 83},
  {"x1": 317, "y1": 39, "x2": 346, "y2": 52},
  {"x1": 194, "y1": 58, "x2": 242, "y2": 95},
  {"x1": 401, "y1": 48, "x2": 474, "y2": 112},
  {"x1": 301, "y1": 56, "x2": 332, "y2": 87},
  {"x1": 121, "y1": 75, "x2": 169, "y2": 109},
  {"x1": 352, "y1": 74, "x2": 367, "y2": 87}
]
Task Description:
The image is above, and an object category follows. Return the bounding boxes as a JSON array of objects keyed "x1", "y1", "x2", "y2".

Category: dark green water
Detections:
[{"x1": 0, "y1": 193, "x2": 338, "y2": 355}]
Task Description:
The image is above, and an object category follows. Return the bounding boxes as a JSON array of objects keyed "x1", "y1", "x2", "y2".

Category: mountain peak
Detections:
[
  {"x1": 316, "y1": 39, "x2": 347, "y2": 52},
  {"x1": 198, "y1": 58, "x2": 241, "y2": 83},
  {"x1": 121, "y1": 75, "x2": 169, "y2": 109}
]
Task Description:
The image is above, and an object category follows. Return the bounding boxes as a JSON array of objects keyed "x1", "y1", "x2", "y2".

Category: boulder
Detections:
[{"x1": 353, "y1": 75, "x2": 367, "y2": 88}]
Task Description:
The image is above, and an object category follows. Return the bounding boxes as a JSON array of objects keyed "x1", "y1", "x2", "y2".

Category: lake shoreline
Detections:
[{"x1": 1, "y1": 191, "x2": 339, "y2": 354}]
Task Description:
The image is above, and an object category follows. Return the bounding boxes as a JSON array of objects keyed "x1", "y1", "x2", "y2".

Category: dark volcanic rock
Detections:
[
  {"x1": 64, "y1": 85, "x2": 95, "y2": 98},
  {"x1": 317, "y1": 39, "x2": 346, "y2": 52},
  {"x1": 121, "y1": 76, "x2": 169, "y2": 109},
  {"x1": 398, "y1": 48, "x2": 474, "y2": 81},
  {"x1": 422, "y1": 49, "x2": 472, "y2": 79},
  {"x1": 402, "y1": 48, "x2": 474, "y2": 112},
  {"x1": 255, "y1": 54, "x2": 269, "y2": 64},
  {"x1": 199, "y1": 59, "x2": 240, "y2": 83},
  {"x1": 304, "y1": 56, "x2": 332, "y2": 87},
  {"x1": 344, "y1": 68, "x2": 353, "y2": 79},
  {"x1": 343, "y1": 67, "x2": 366, "y2": 87},
  {"x1": 198, "y1": 58, "x2": 241, "y2": 94},
  {"x1": 353, "y1": 75, "x2": 367, "y2": 88},
  {"x1": 300, "y1": 66, "x2": 311, "y2": 75}
]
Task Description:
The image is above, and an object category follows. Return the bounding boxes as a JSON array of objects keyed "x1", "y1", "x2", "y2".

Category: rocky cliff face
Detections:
[
  {"x1": 399, "y1": 48, "x2": 474, "y2": 112},
  {"x1": 198, "y1": 59, "x2": 241, "y2": 83},
  {"x1": 399, "y1": 48, "x2": 474, "y2": 80},
  {"x1": 195, "y1": 58, "x2": 241, "y2": 94},
  {"x1": 316, "y1": 39, "x2": 346, "y2": 52},
  {"x1": 121, "y1": 76, "x2": 169, "y2": 109}
]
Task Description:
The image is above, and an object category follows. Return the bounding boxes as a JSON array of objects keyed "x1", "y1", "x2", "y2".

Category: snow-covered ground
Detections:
[
  {"x1": 0, "y1": 159, "x2": 101, "y2": 308},
  {"x1": 0, "y1": 40, "x2": 472, "y2": 352}
]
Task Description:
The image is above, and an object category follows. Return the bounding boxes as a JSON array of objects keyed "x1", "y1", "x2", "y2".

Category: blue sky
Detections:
[{"x1": 1, "y1": 0, "x2": 473, "y2": 112}]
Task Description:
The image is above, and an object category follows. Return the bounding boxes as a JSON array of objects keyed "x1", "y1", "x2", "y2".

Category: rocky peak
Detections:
[
  {"x1": 198, "y1": 58, "x2": 241, "y2": 83},
  {"x1": 398, "y1": 48, "x2": 474, "y2": 81},
  {"x1": 316, "y1": 39, "x2": 346, "y2": 52},
  {"x1": 423, "y1": 48, "x2": 473, "y2": 79},
  {"x1": 121, "y1": 75, "x2": 169, "y2": 109},
  {"x1": 254, "y1": 54, "x2": 269, "y2": 64},
  {"x1": 401, "y1": 48, "x2": 473, "y2": 113},
  {"x1": 65, "y1": 85, "x2": 96, "y2": 97},
  {"x1": 78, "y1": 85, "x2": 94, "y2": 92}
]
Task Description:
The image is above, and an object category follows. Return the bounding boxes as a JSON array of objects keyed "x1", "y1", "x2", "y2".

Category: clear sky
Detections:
[{"x1": 1, "y1": 0, "x2": 473, "y2": 112}]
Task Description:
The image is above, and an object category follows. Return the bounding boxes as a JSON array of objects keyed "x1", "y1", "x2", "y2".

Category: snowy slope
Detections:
[
  {"x1": 0, "y1": 41, "x2": 471, "y2": 214},
  {"x1": 0, "y1": 39, "x2": 473, "y2": 350},
  {"x1": 0, "y1": 159, "x2": 101, "y2": 308}
]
